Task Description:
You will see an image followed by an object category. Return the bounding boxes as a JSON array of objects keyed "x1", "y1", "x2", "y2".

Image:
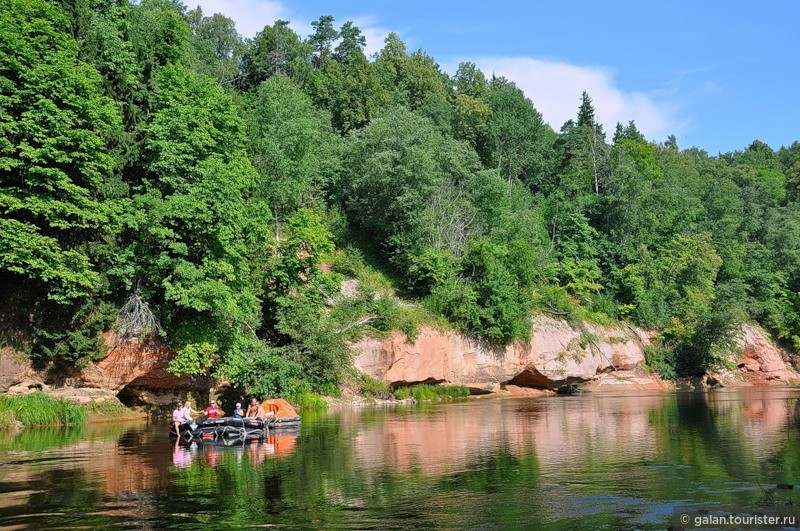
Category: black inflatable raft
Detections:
[{"x1": 169, "y1": 416, "x2": 301, "y2": 441}]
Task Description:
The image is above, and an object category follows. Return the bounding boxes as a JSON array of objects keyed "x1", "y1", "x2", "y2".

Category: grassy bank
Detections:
[
  {"x1": 287, "y1": 390, "x2": 329, "y2": 411},
  {"x1": 393, "y1": 384, "x2": 470, "y2": 401},
  {"x1": 0, "y1": 392, "x2": 87, "y2": 429},
  {"x1": 84, "y1": 399, "x2": 134, "y2": 421},
  {"x1": 0, "y1": 392, "x2": 131, "y2": 430},
  {"x1": 0, "y1": 383, "x2": 471, "y2": 429},
  {"x1": 341, "y1": 373, "x2": 472, "y2": 403}
]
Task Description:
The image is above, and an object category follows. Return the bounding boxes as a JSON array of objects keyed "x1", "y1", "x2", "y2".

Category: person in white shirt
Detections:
[{"x1": 172, "y1": 401, "x2": 200, "y2": 435}]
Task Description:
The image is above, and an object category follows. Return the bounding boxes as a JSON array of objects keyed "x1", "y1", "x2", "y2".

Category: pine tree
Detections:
[{"x1": 577, "y1": 90, "x2": 596, "y2": 128}]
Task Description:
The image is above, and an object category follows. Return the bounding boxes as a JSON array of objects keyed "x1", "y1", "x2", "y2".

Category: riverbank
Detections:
[
  {"x1": 0, "y1": 382, "x2": 474, "y2": 430},
  {"x1": 0, "y1": 391, "x2": 146, "y2": 431},
  {"x1": 1, "y1": 316, "x2": 797, "y2": 413},
  {"x1": 4, "y1": 378, "x2": 799, "y2": 433}
]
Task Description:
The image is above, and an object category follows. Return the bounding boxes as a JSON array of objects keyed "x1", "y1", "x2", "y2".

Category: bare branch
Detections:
[
  {"x1": 335, "y1": 315, "x2": 378, "y2": 335},
  {"x1": 116, "y1": 291, "x2": 161, "y2": 341},
  {"x1": 542, "y1": 304, "x2": 569, "y2": 316},
  {"x1": 428, "y1": 183, "x2": 475, "y2": 257}
]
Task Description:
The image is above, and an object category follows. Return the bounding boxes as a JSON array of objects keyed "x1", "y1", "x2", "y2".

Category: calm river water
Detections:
[{"x1": 1, "y1": 388, "x2": 799, "y2": 529}]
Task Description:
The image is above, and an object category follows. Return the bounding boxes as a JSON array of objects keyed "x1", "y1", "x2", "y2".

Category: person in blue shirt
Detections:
[{"x1": 232, "y1": 402, "x2": 244, "y2": 418}]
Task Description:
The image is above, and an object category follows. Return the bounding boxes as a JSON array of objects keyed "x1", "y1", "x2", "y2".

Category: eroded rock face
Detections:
[
  {"x1": 87, "y1": 332, "x2": 197, "y2": 392},
  {"x1": 354, "y1": 318, "x2": 800, "y2": 391},
  {"x1": 0, "y1": 333, "x2": 205, "y2": 406},
  {"x1": 354, "y1": 316, "x2": 650, "y2": 392},
  {"x1": 0, "y1": 347, "x2": 42, "y2": 395},
  {"x1": 1, "y1": 320, "x2": 796, "y2": 403},
  {"x1": 582, "y1": 371, "x2": 675, "y2": 392},
  {"x1": 736, "y1": 324, "x2": 800, "y2": 384}
]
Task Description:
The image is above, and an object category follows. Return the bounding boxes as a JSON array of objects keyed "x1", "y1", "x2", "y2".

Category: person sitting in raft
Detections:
[
  {"x1": 245, "y1": 398, "x2": 259, "y2": 418},
  {"x1": 172, "y1": 401, "x2": 199, "y2": 435},
  {"x1": 232, "y1": 402, "x2": 244, "y2": 418},
  {"x1": 204, "y1": 400, "x2": 224, "y2": 418},
  {"x1": 181, "y1": 401, "x2": 201, "y2": 421},
  {"x1": 245, "y1": 398, "x2": 275, "y2": 419},
  {"x1": 172, "y1": 404, "x2": 185, "y2": 436}
]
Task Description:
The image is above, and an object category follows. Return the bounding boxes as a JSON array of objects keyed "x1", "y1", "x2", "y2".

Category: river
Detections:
[{"x1": 1, "y1": 388, "x2": 799, "y2": 529}]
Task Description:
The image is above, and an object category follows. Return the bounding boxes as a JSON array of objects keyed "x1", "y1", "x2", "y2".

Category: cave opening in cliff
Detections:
[
  {"x1": 116, "y1": 386, "x2": 146, "y2": 407},
  {"x1": 505, "y1": 368, "x2": 553, "y2": 390}
]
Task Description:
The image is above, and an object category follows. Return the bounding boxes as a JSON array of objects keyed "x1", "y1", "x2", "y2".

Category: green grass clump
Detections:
[
  {"x1": 85, "y1": 400, "x2": 129, "y2": 418},
  {"x1": 329, "y1": 246, "x2": 447, "y2": 343},
  {"x1": 0, "y1": 391, "x2": 88, "y2": 427},
  {"x1": 393, "y1": 387, "x2": 410, "y2": 400},
  {"x1": 578, "y1": 330, "x2": 600, "y2": 349},
  {"x1": 642, "y1": 343, "x2": 678, "y2": 380},
  {"x1": 330, "y1": 246, "x2": 397, "y2": 294},
  {"x1": 353, "y1": 372, "x2": 392, "y2": 399},
  {"x1": 0, "y1": 409, "x2": 16, "y2": 430},
  {"x1": 393, "y1": 384, "x2": 470, "y2": 401},
  {"x1": 287, "y1": 390, "x2": 329, "y2": 411}
]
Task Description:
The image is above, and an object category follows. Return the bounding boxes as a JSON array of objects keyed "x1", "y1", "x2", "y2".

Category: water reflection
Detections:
[
  {"x1": 349, "y1": 389, "x2": 798, "y2": 478},
  {"x1": 0, "y1": 388, "x2": 798, "y2": 529},
  {"x1": 170, "y1": 432, "x2": 300, "y2": 470},
  {"x1": 172, "y1": 441, "x2": 193, "y2": 469}
]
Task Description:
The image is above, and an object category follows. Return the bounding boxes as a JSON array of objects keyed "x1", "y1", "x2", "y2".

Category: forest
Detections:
[{"x1": 1, "y1": 0, "x2": 799, "y2": 400}]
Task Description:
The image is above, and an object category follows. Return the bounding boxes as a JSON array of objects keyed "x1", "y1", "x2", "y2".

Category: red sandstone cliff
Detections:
[
  {"x1": 354, "y1": 318, "x2": 799, "y2": 392},
  {"x1": 0, "y1": 333, "x2": 206, "y2": 405},
  {"x1": 0, "y1": 319, "x2": 796, "y2": 404}
]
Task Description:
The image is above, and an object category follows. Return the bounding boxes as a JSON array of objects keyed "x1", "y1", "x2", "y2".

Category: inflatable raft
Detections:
[{"x1": 169, "y1": 399, "x2": 301, "y2": 441}]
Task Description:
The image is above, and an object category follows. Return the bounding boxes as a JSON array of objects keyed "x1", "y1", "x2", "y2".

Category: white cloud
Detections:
[
  {"x1": 351, "y1": 16, "x2": 391, "y2": 58},
  {"x1": 185, "y1": 1, "x2": 389, "y2": 56},
  {"x1": 467, "y1": 57, "x2": 676, "y2": 141},
  {"x1": 362, "y1": 27, "x2": 390, "y2": 58},
  {"x1": 185, "y1": 0, "x2": 288, "y2": 38}
]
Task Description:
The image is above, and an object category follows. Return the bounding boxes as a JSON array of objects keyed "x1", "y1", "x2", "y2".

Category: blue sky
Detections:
[{"x1": 188, "y1": 0, "x2": 799, "y2": 154}]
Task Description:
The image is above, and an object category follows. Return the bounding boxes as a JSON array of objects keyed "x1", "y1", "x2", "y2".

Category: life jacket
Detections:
[{"x1": 232, "y1": 407, "x2": 244, "y2": 418}]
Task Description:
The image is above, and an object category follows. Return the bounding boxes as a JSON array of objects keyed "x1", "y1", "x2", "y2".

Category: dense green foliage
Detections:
[
  {"x1": 1, "y1": 0, "x2": 798, "y2": 398},
  {"x1": 0, "y1": 0, "x2": 120, "y2": 304}
]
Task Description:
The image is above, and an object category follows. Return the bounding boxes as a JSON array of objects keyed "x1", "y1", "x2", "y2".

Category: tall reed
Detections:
[
  {"x1": 393, "y1": 384, "x2": 470, "y2": 401},
  {"x1": 0, "y1": 391, "x2": 89, "y2": 427}
]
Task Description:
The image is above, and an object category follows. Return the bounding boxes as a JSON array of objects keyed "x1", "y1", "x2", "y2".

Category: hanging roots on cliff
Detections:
[{"x1": 116, "y1": 292, "x2": 161, "y2": 341}]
